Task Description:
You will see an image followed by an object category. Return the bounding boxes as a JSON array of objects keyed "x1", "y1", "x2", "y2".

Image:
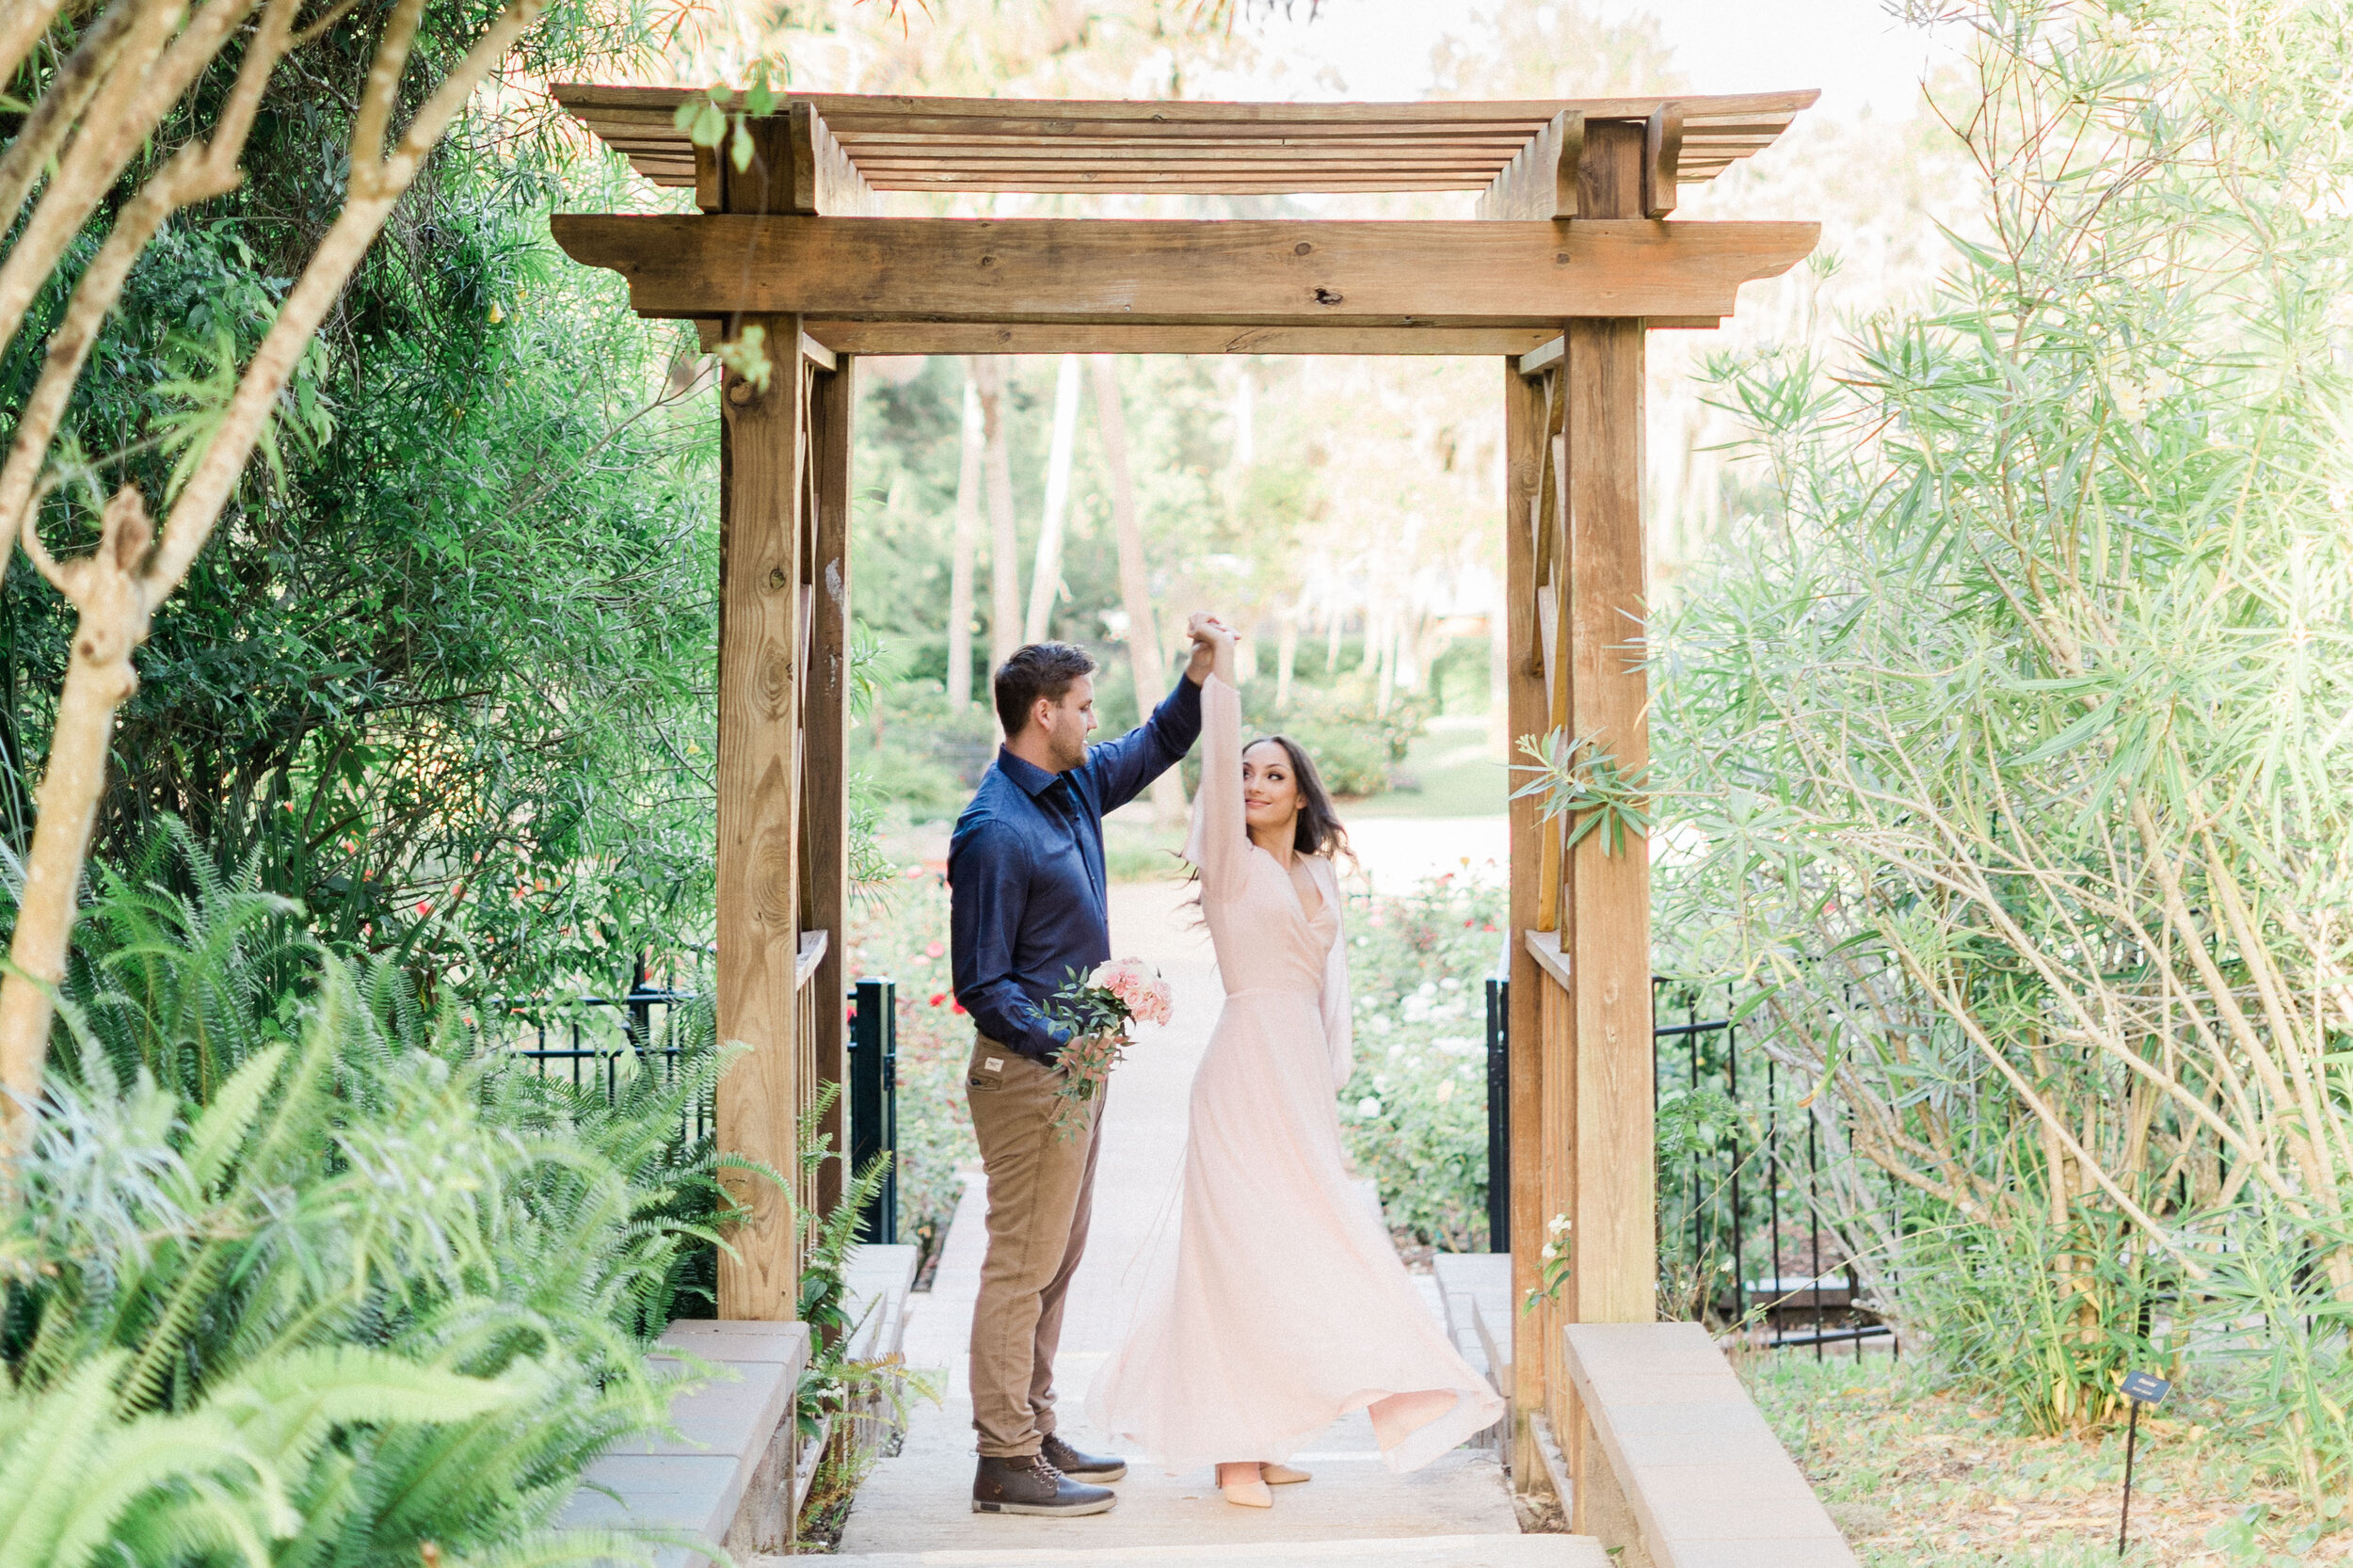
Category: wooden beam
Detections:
[
  {"x1": 1577, "y1": 120, "x2": 1646, "y2": 222},
  {"x1": 1516, "y1": 317, "x2": 1721, "y2": 376},
  {"x1": 1476, "y1": 109, "x2": 1582, "y2": 220},
  {"x1": 716, "y1": 105, "x2": 876, "y2": 216},
  {"x1": 713, "y1": 312, "x2": 808, "y2": 1321},
  {"x1": 803, "y1": 322, "x2": 1564, "y2": 357},
  {"x1": 1561, "y1": 318, "x2": 1655, "y2": 1336},
  {"x1": 551, "y1": 215, "x2": 1821, "y2": 327},
  {"x1": 858, "y1": 174, "x2": 1497, "y2": 193},
  {"x1": 802, "y1": 358, "x2": 854, "y2": 1221},
  {"x1": 1643, "y1": 102, "x2": 1685, "y2": 218},
  {"x1": 849, "y1": 143, "x2": 1527, "y2": 167},
  {"x1": 798, "y1": 330, "x2": 838, "y2": 371},
  {"x1": 694, "y1": 143, "x2": 721, "y2": 214},
  {"x1": 1543, "y1": 117, "x2": 1657, "y2": 1522},
  {"x1": 1503, "y1": 360, "x2": 1551, "y2": 1494},
  {"x1": 553, "y1": 85, "x2": 1824, "y2": 194},
  {"x1": 553, "y1": 81, "x2": 1821, "y2": 135},
  {"x1": 802, "y1": 102, "x2": 878, "y2": 216}
]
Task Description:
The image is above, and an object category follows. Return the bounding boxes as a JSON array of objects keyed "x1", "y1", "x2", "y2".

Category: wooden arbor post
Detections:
[
  {"x1": 710, "y1": 126, "x2": 858, "y2": 1320},
  {"x1": 1499, "y1": 117, "x2": 1660, "y2": 1516}
]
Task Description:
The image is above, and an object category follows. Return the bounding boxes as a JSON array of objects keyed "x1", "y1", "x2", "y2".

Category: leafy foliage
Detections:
[
  {"x1": 1, "y1": 3, "x2": 718, "y2": 998},
  {"x1": 1, "y1": 827, "x2": 745, "y2": 1566},
  {"x1": 1650, "y1": 0, "x2": 2353, "y2": 1492},
  {"x1": 1511, "y1": 728, "x2": 1652, "y2": 857}
]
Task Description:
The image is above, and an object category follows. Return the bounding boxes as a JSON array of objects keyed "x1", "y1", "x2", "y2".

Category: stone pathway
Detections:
[{"x1": 832, "y1": 878, "x2": 1526, "y2": 1556}]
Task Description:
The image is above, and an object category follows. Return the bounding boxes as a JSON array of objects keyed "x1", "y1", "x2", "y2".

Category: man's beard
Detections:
[{"x1": 1051, "y1": 729, "x2": 1088, "y2": 771}]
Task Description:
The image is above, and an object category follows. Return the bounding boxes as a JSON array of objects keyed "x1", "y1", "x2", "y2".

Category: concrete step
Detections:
[{"x1": 823, "y1": 1534, "x2": 1609, "y2": 1567}]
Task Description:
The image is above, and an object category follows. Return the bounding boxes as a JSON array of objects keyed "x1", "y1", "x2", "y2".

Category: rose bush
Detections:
[
  {"x1": 846, "y1": 865, "x2": 977, "y2": 1275},
  {"x1": 1337, "y1": 871, "x2": 1507, "y2": 1254}
]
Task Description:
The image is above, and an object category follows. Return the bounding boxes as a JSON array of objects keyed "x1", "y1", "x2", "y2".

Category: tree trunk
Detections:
[
  {"x1": 946, "y1": 360, "x2": 983, "y2": 709},
  {"x1": 975, "y1": 356, "x2": 1020, "y2": 684},
  {"x1": 1024, "y1": 353, "x2": 1081, "y2": 644},
  {"x1": 0, "y1": 0, "x2": 548, "y2": 1157},
  {"x1": 1091, "y1": 355, "x2": 1185, "y2": 823},
  {"x1": 0, "y1": 493, "x2": 148, "y2": 1139},
  {"x1": 1276, "y1": 609, "x2": 1298, "y2": 712}
]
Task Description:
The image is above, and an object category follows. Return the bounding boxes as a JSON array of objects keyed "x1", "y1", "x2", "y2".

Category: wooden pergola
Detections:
[{"x1": 550, "y1": 85, "x2": 1818, "y2": 1515}]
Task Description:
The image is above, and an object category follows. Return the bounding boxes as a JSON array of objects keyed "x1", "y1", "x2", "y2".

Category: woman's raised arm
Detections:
[{"x1": 1181, "y1": 667, "x2": 1248, "y2": 904}]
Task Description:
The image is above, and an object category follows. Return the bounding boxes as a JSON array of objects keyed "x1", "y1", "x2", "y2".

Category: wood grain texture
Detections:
[
  {"x1": 1502, "y1": 362, "x2": 1552, "y2": 1493},
  {"x1": 802, "y1": 360, "x2": 853, "y2": 1220},
  {"x1": 714, "y1": 312, "x2": 808, "y2": 1320},
  {"x1": 1539, "y1": 964, "x2": 1577, "y2": 1454},
  {"x1": 803, "y1": 322, "x2": 1563, "y2": 356},
  {"x1": 557, "y1": 82, "x2": 1818, "y2": 195},
  {"x1": 1545, "y1": 129, "x2": 1657, "y2": 1503},
  {"x1": 1577, "y1": 121, "x2": 1646, "y2": 225},
  {"x1": 550, "y1": 214, "x2": 1820, "y2": 327},
  {"x1": 1643, "y1": 103, "x2": 1686, "y2": 218},
  {"x1": 1475, "y1": 109, "x2": 1582, "y2": 221},
  {"x1": 694, "y1": 144, "x2": 720, "y2": 214},
  {"x1": 1563, "y1": 312, "x2": 1657, "y2": 1333},
  {"x1": 806, "y1": 104, "x2": 877, "y2": 216},
  {"x1": 1517, "y1": 317, "x2": 1723, "y2": 376}
]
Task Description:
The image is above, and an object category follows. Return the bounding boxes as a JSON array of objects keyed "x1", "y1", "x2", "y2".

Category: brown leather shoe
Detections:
[
  {"x1": 1042, "y1": 1433, "x2": 1128, "y2": 1482},
  {"x1": 971, "y1": 1453, "x2": 1117, "y2": 1516}
]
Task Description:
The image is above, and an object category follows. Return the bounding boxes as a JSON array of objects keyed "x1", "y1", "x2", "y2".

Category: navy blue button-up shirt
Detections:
[{"x1": 949, "y1": 676, "x2": 1204, "y2": 1061}]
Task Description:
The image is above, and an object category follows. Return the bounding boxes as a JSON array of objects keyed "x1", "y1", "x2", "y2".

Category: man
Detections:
[{"x1": 950, "y1": 616, "x2": 1226, "y2": 1516}]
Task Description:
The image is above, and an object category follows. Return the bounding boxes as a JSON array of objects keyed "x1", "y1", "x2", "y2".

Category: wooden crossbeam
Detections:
[
  {"x1": 552, "y1": 215, "x2": 1820, "y2": 327},
  {"x1": 801, "y1": 322, "x2": 1571, "y2": 356}
]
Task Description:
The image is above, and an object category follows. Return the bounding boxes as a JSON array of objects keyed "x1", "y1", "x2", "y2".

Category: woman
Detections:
[{"x1": 1087, "y1": 630, "x2": 1502, "y2": 1507}]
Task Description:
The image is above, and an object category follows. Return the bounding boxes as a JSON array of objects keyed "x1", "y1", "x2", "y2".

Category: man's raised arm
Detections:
[{"x1": 1086, "y1": 613, "x2": 1230, "y2": 813}]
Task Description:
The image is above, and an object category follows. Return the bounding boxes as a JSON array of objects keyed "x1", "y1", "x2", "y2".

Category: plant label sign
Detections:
[{"x1": 2121, "y1": 1370, "x2": 2171, "y2": 1405}]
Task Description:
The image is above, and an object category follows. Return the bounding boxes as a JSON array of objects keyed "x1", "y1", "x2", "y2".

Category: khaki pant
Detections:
[{"x1": 965, "y1": 1035, "x2": 1106, "y2": 1459}]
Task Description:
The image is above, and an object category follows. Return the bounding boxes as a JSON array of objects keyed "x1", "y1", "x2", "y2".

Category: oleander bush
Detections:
[{"x1": 1649, "y1": 0, "x2": 2353, "y2": 1506}]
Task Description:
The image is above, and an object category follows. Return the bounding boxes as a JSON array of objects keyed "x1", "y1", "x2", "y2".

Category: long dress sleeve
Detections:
[
  {"x1": 1318, "y1": 857, "x2": 1353, "y2": 1089},
  {"x1": 1181, "y1": 674, "x2": 1249, "y2": 904}
]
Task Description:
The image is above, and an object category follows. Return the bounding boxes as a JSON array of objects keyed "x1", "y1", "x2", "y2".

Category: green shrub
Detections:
[{"x1": 2, "y1": 836, "x2": 745, "y2": 1567}]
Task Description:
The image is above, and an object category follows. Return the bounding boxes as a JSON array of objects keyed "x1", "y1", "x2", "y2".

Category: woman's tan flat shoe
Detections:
[
  {"x1": 1219, "y1": 1468, "x2": 1273, "y2": 1508},
  {"x1": 1259, "y1": 1464, "x2": 1312, "y2": 1485}
]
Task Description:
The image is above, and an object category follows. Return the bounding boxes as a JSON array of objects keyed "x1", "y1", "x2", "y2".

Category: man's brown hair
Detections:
[{"x1": 994, "y1": 642, "x2": 1097, "y2": 739}]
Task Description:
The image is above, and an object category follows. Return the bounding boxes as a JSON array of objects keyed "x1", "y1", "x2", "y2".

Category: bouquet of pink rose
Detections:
[{"x1": 1044, "y1": 957, "x2": 1176, "y2": 1140}]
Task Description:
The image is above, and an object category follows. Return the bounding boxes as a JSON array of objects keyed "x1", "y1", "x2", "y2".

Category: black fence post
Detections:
[
  {"x1": 850, "y1": 977, "x2": 899, "y2": 1244},
  {"x1": 1484, "y1": 976, "x2": 1510, "y2": 1254}
]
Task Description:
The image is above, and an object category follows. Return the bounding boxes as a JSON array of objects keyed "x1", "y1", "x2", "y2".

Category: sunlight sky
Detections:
[{"x1": 1249, "y1": 0, "x2": 1951, "y2": 121}]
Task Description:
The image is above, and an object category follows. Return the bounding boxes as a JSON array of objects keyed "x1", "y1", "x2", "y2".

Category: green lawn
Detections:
[{"x1": 1343, "y1": 716, "x2": 1509, "y2": 819}]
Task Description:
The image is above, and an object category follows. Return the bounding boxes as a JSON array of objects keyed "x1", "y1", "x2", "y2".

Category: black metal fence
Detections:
[
  {"x1": 504, "y1": 975, "x2": 711, "y2": 1139},
  {"x1": 847, "y1": 978, "x2": 899, "y2": 1244},
  {"x1": 1482, "y1": 974, "x2": 1895, "y2": 1356},
  {"x1": 502, "y1": 969, "x2": 902, "y2": 1245}
]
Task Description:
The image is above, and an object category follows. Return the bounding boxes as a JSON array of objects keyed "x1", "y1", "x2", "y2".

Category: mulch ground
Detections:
[{"x1": 1742, "y1": 1350, "x2": 2347, "y2": 1565}]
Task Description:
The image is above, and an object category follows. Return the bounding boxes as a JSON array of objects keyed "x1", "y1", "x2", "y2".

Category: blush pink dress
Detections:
[{"x1": 1087, "y1": 674, "x2": 1504, "y2": 1474}]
